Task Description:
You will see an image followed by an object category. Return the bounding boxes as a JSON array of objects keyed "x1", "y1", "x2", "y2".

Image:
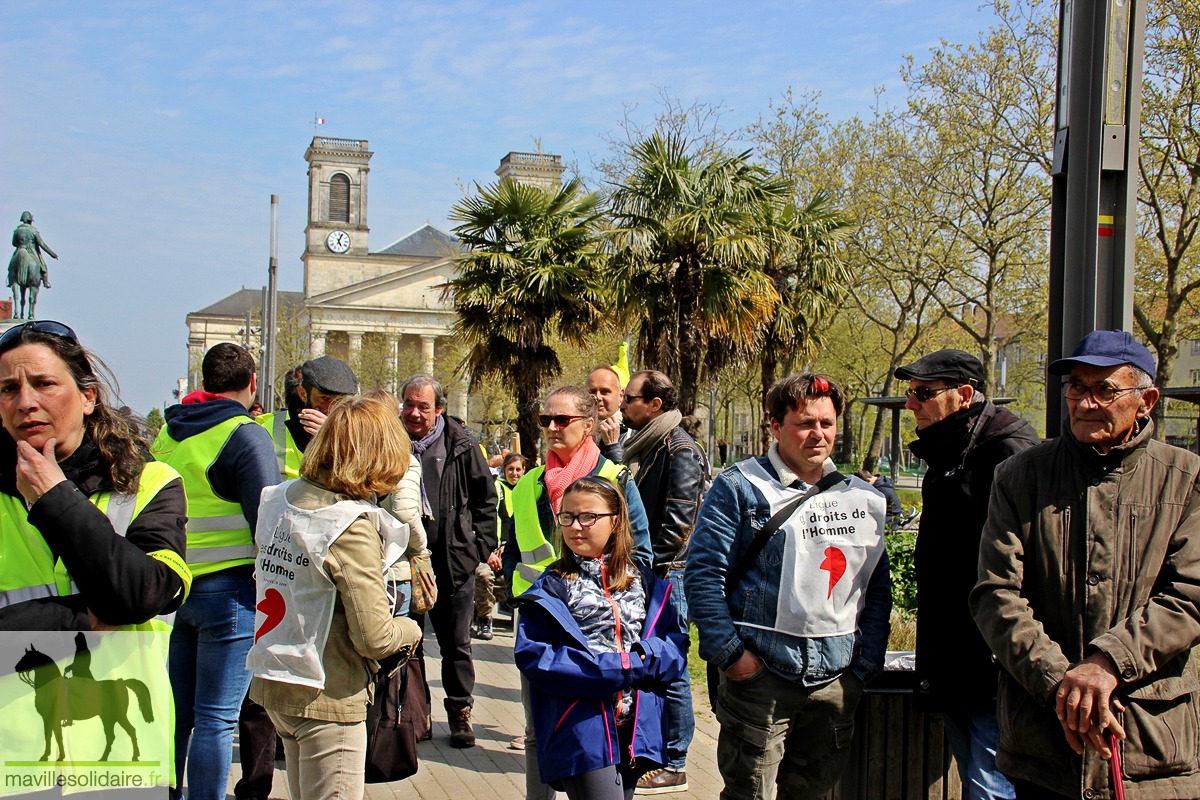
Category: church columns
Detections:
[
  {"x1": 310, "y1": 330, "x2": 326, "y2": 359},
  {"x1": 348, "y1": 332, "x2": 363, "y2": 363},
  {"x1": 421, "y1": 335, "x2": 436, "y2": 374},
  {"x1": 453, "y1": 377, "x2": 469, "y2": 421},
  {"x1": 385, "y1": 334, "x2": 399, "y2": 390}
]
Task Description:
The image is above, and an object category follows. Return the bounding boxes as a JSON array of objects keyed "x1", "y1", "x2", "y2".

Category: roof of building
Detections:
[
  {"x1": 190, "y1": 288, "x2": 305, "y2": 318},
  {"x1": 373, "y1": 224, "x2": 463, "y2": 258}
]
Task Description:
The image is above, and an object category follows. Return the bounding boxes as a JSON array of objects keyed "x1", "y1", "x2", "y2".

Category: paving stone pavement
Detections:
[{"x1": 229, "y1": 615, "x2": 723, "y2": 799}]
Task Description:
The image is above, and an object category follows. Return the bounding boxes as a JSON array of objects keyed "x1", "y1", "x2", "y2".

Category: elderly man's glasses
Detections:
[
  {"x1": 556, "y1": 511, "x2": 617, "y2": 528},
  {"x1": 904, "y1": 386, "x2": 957, "y2": 403},
  {"x1": 1061, "y1": 381, "x2": 1144, "y2": 405},
  {"x1": 538, "y1": 414, "x2": 586, "y2": 428}
]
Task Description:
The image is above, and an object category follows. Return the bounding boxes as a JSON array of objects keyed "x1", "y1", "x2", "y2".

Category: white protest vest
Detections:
[
  {"x1": 735, "y1": 459, "x2": 886, "y2": 638},
  {"x1": 246, "y1": 481, "x2": 407, "y2": 689}
]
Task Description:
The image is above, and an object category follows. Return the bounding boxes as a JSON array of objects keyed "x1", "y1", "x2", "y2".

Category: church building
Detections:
[{"x1": 184, "y1": 138, "x2": 564, "y2": 420}]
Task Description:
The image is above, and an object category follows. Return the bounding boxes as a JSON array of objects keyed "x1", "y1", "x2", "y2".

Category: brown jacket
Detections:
[
  {"x1": 970, "y1": 420, "x2": 1200, "y2": 799},
  {"x1": 250, "y1": 479, "x2": 422, "y2": 722}
]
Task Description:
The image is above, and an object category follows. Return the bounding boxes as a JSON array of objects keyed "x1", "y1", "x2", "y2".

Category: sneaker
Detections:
[
  {"x1": 507, "y1": 735, "x2": 526, "y2": 751},
  {"x1": 477, "y1": 618, "x2": 493, "y2": 640},
  {"x1": 635, "y1": 769, "x2": 688, "y2": 794},
  {"x1": 448, "y1": 708, "x2": 475, "y2": 748}
]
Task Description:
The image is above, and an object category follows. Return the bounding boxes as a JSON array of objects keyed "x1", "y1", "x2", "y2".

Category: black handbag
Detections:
[{"x1": 364, "y1": 652, "x2": 419, "y2": 784}]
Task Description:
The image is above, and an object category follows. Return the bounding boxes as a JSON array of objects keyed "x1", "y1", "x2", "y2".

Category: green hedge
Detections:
[{"x1": 886, "y1": 531, "x2": 917, "y2": 612}]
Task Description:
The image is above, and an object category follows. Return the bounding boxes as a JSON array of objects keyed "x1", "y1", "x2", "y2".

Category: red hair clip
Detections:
[{"x1": 812, "y1": 377, "x2": 830, "y2": 393}]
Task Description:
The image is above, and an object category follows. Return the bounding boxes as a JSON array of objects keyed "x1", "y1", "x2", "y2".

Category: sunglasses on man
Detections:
[{"x1": 904, "y1": 386, "x2": 959, "y2": 403}]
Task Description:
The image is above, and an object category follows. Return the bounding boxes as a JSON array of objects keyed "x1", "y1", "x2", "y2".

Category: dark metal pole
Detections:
[
  {"x1": 259, "y1": 287, "x2": 269, "y2": 406},
  {"x1": 1046, "y1": 0, "x2": 1145, "y2": 434},
  {"x1": 890, "y1": 408, "x2": 900, "y2": 483},
  {"x1": 265, "y1": 195, "x2": 280, "y2": 413}
]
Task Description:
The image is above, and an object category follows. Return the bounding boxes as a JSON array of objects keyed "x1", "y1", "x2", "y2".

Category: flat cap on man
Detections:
[
  {"x1": 1048, "y1": 329, "x2": 1156, "y2": 377},
  {"x1": 894, "y1": 349, "x2": 986, "y2": 391},
  {"x1": 301, "y1": 356, "x2": 358, "y2": 395}
]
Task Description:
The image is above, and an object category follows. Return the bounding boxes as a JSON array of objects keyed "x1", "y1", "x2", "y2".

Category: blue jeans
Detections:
[
  {"x1": 169, "y1": 571, "x2": 257, "y2": 800},
  {"x1": 942, "y1": 711, "x2": 1016, "y2": 800},
  {"x1": 663, "y1": 568, "x2": 694, "y2": 772}
]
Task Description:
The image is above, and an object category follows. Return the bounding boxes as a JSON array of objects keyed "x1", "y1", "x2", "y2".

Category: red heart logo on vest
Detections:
[
  {"x1": 820, "y1": 546, "x2": 847, "y2": 599},
  {"x1": 255, "y1": 588, "x2": 286, "y2": 642}
]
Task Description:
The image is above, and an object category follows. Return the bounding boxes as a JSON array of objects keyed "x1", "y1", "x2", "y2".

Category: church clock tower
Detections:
[{"x1": 303, "y1": 137, "x2": 372, "y2": 262}]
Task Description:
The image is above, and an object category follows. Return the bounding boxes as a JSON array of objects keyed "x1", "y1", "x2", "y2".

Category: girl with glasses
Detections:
[
  {"x1": 500, "y1": 385, "x2": 653, "y2": 795},
  {"x1": 515, "y1": 477, "x2": 687, "y2": 800}
]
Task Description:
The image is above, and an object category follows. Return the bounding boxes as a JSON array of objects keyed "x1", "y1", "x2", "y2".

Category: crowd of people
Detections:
[{"x1": 0, "y1": 318, "x2": 1198, "y2": 800}]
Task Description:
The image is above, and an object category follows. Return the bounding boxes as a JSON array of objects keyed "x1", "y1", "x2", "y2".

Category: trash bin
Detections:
[{"x1": 825, "y1": 651, "x2": 963, "y2": 800}]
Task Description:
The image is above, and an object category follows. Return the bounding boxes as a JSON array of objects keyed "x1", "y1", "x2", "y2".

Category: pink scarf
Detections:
[{"x1": 543, "y1": 436, "x2": 602, "y2": 514}]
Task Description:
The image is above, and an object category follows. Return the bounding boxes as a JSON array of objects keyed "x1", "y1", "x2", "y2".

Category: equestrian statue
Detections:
[
  {"x1": 14, "y1": 641, "x2": 154, "y2": 762},
  {"x1": 8, "y1": 211, "x2": 56, "y2": 319}
]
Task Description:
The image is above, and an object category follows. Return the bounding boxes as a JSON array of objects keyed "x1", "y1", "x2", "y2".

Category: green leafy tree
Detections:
[
  {"x1": 607, "y1": 133, "x2": 789, "y2": 415},
  {"x1": 748, "y1": 193, "x2": 854, "y2": 450},
  {"x1": 145, "y1": 408, "x2": 165, "y2": 437},
  {"x1": 901, "y1": 0, "x2": 1056, "y2": 391},
  {"x1": 1134, "y1": 0, "x2": 1200, "y2": 434},
  {"x1": 444, "y1": 177, "x2": 609, "y2": 462}
]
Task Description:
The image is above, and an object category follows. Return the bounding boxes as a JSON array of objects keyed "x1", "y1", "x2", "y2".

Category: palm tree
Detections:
[
  {"x1": 607, "y1": 133, "x2": 790, "y2": 414},
  {"x1": 750, "y1": 192, "x2": 853, "y2": 449},
  {"x1": 444, "y1": 177, "x2": 609, "y2": 462}
]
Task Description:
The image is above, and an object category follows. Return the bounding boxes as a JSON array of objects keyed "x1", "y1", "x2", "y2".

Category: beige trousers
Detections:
[{"x1": 266, "y1": 709, "x2": 367, "y2": 800}]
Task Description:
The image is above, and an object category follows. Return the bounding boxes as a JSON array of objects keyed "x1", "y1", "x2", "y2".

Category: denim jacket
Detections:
[{"x1": 685, "y1": 455, "x2": 892, "y2": 686}]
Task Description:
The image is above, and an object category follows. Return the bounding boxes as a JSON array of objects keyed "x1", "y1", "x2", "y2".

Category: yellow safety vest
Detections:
[
  {"x1": 510, "y1": 460, "x2": 626, "y2": 595},
  {"x1": 256, "y1": 412, "x2": 302, "y2": 480},
  {"x1": 495, "y1": 479, "x2": 515, "y2": 521},
  {"x1": 150, "y1": 417, "x2": 258, "y2": 577},
  {"x1": 0, "y1": 460, "x2": 193, "y2": 631}
]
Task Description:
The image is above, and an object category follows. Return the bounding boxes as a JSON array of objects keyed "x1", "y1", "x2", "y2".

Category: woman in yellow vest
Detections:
[
  {"x1": 501, "y1": 385, "x2": 652, "y2": 779},
  {"x1": 502, "y1": 387, "x2": 652, "y2": 595},
  {"x1": 0, "y1": 320, "x2": 189, "y2": 630},
  {"x1": 472, "y1": 451, "x2": 527, "y2": 641}
]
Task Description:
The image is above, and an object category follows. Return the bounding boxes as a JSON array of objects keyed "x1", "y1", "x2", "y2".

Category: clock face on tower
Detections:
[{"x1": 326, "y1": 230, "x2": 351, "y2": 253}]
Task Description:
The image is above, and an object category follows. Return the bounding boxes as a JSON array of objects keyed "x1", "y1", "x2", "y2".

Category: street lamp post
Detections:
[{"x1": 1046, "y1": 0, "x2": 1146, "y2": 433}]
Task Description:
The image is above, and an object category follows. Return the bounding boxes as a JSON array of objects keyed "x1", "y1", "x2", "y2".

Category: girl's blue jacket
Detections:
[{"x1": 514, "y1": 562, "x2": 688, "y2": 785}]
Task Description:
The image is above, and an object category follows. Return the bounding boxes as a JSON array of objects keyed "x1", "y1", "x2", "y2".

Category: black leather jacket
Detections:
[{"x1": 632, "y1": 426, "x2": 707, "y2": 575}]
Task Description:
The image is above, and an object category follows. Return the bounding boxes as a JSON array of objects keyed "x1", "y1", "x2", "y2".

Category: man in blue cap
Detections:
[{"x1": 971, "y1": 330, "x2": 1200, "y2": 799}]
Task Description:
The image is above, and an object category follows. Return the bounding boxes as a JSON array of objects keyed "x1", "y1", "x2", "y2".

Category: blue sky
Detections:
[{"x1": 1, "y1": 0, "x2": 998, "y2": 414}]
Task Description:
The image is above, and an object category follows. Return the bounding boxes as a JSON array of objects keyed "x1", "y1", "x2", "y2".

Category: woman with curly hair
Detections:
[{"x1": 0, "y1": 320, "x2": 189, "y2": 630}]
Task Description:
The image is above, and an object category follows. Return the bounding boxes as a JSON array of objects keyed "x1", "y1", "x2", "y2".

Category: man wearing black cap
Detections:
[
  {"x1": 895, "y1": 349, "x2": 1038, "y2": 800},
  {"x1": 255, "y1": 356, "x2": 358, "y2": 480},
  {"x1": 970, "y1": 331, "x2": 1200, "y2": 799}
]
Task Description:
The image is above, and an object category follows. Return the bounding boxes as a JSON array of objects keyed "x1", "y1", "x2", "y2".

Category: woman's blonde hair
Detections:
[
  {"x1": 362, "y1": 387, "x2": 400, "y2": 416},
  {"x1": 300, "y1": 395, "x2": 410, "y2": 498},
  {"x1": 551, "y1": 476, "x2": 636, "y2": 592},
  {"x1": 544, "y1": 385, "x2": 599, "y2": 424}
]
